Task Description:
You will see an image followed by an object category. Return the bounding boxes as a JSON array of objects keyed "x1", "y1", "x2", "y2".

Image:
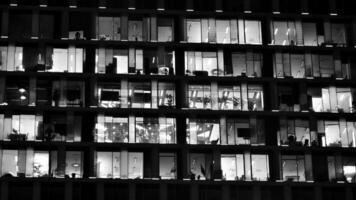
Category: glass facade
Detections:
[{"x1": 2, "y1": 1, "x2": 356, "y2": 199}]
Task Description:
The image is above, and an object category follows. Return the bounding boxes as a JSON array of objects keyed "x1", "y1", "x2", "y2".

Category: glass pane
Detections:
[
  {"x1": 245, "y1": 20, "x2": 262, "y2": 44},
  {"x1": 190, "y1": 153, "x2": 206, "y2": 180},
  {"x1": 251, "y1": 154, "x2": 269, "y2": 181},
  {"x1": 302, "y1": 23, "x2": 317, "y2": 46},
  {"x1": 128, "y1": 20, "x2": 143, "y2": 41},
  {"x1": 331, "y1": 24, "x2": 346, "y2": 45},
  {"x1": 216, "y1": 20, "x2": 230, "y2": 44},
  {"x1": 135, "y1": 118, "x2": 159, "y2": 143},
  {"x1": 65, "y1": 151, "x2": 82, "y2": 178},
  {"x1": 325, "y1": 121, "x2": 341, "y2": 147},
  {"x1": 159, "y1": 153, "x2": 176, "y2": 179},
  {"x1": 290, "y1": 54, "x2": 305, "y2": 78},
  {"x1": 221, "y1": 155, "x2": 236, "y2": 180},
  {"x1": 187, "y1": 20, "x2": 201, "y2": 43},
  {"x1": 248, "y1": 85, "x2": 264, "y2": 111},
  {"x1": 128, "y1": 152, "x2": 143, "y2": 179},
  {"x1": 33, "y1": 151, "x2": 49, "y2": 177},
  {"x1": 1, "y1": 150, "x2": 18, "y2": 176},
  {"x1": 96, "y1": 152, "x2": 113, "y2": 178},
  {"x1": 273, "y1": 21, "x2": 288, "y2": 45},
  {"x1": 336, "y1": 88, "x2": 352, "y2": 113}
]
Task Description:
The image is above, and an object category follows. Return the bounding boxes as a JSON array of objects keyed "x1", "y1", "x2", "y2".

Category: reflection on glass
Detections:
[
  {"x1": 187, "y1": 19, "x2": 202, "y2": 43},
  {"x1": 231, "y1": 52, "x2": 263, "y2": 77},
  {"x1": 159, "y1": 153, "x2": 176, "y2": 179},
  {"x1": 98, "y1": 82, "x2": 122, "y2": 108},
  {"x1": 95, "y1": 115, "x2": 128, "y2": 143},
  {"x1": 65, "y1": 151, "x2": 83, "y2": 178},
  {"x1": 5, "y1": 78, "x2": 29, "y2": 106},
  {"x1": 33, "y1": 151, "x2": 49, "y2": 177},
  {"x1": 243, "y1": 20, "x2": 262, "y2": 44},
  {"x1": 96, "y1": 17, "x2": 121, "y2": 40},
  {"x1": 186, "y1": 19, "x2": 262, "y2": 44},
  {"x1": 188, "y1": 85, "x2": 211, "y2": 109},
  {"x1": 186, "y1": 119, "x2": 220, "y2": 144},
  {"x1": 158, "y1": 19, "x2": 173, "y2": 42},
  {"x1": 308, "y1": 87, "x2": 354, "y2": 113},
  {"x1": 247, "y1": 85, "x2": 264, "y2": 111},
  {"x1": 0, "y1": 114, "x2": 41, "y2": 141},
  {"x1": 317, "y1": 120, "x2": 356, "y2": 148},
  {"x1": 342, "y1": 157, "x2": 356, "y2": 183},
  {"x1": 225, "y1": 118, "x2": 265, "y2": 145},
  {"x1": 278, "y1": 119, "x2": 310, "y2": 146},
  {"x1": 281, "y1": 155, "x2": 306, "y2": 181},
  {"x1": 185, "y1": 51, "x2": 219, "y2": 76},
  {"x1": 221, "y1": 153, "x2": 269, "y2": 181},
  {"x1": 128, "y1": 20, "x2": 143, "y2": 41},
  {"x1": 128, "y1": 152, "x2": 143, "y2": 179},
  {"x1": 158, "y1": 82, "x2": 175, "y2": 107},
  {"x1": 52, "y1": 80, "x2": 85, "y2": 107},
  {"x1": 331, "y1": 23, "x2": 346, "y2": 46},
  {"x1": 328, "y1": 156, "x2": 356, "y2": 183},
  {"x1": 1, "y1": 149, "x2": 55, "y2": 177},
  {"x1": 251, "y1": 154, "x2": 269, "y2": 181},
  {"x1": 218, "y1": 86, "x2": 241, "y2": 110},
  {"x1": 189, "y1": 153, "x2": 212, "y2": 180},
  {"x1": 128, "y1": 82, "x2": 151, "y2": 108},
  {"x1": 96, "y1": 152, "x2": 121, "y2": 178}
]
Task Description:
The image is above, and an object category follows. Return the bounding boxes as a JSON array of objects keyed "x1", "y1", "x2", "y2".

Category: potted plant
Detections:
[{"x1": 8, "y1": 129, "x2": 27, "y2": 141}]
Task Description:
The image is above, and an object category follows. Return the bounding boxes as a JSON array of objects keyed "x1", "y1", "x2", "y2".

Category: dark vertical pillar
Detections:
[
  {"x1": 179, "y1": 16, "x2": 186, "y2": 42},
  {"x1": 215, "y1": 0, "x2": 222, "y2": 11},
  {"x1": 244, "y1": 0, "x2": 251, "y2": 12},
  {"x1": 314, "y1": 186, "x2": 322, "y2": 200},
  {"x1": 252, "y1": 185, "x2": 261, "y2": 200},
  {"x1": 186, "y1": 0, "x2": 193, "y2": 11},
  {"x1": 157, "y1": 0, "x2": 164, "y2": 10},
  {"x1": 301, "y1": 0, "x2": 309, "y2": 14},
  {"x1": 1, "y1": 181, "x2": 8, "y2": 200},
  {"x1": 90, "y1": 77, "x2": 98, "y2": 107},
  {"x1": 212, "y1": 149, "x2": 221, "y2": 179},
  {"x1": 345, "y1": 187, "x2": 353, "y2": 200},
  {"x1": 283, "y1": 185, "x2": 292, "y2": 200},
  {"x1": 222, "y1": 185, "x2": 229, "y2": 200},
  {"x1": 129, "y1": 183, "x2": 136, "y2": 200},
  {"x1": 329, "y1": 0, "x2": 337, "y2": 14},
  {"x1": 121, "y1": 13, "x2": 128, "y2": 41},
  {"x1": 128, "y1": 0, "x2": 135, "y2": 9},
  {"x1": 58, "y1": 145, "x2": 66, "y2": 177},
  {"x1": 272, "y1": 150, "x2": 281, "y2": 181},
  {"x1": 180, "y1": 147, "x2": 188, "y2": 179},
  {"x1": 39, "y1": 0, "x2": 48, "y2": 6},
  {"x1": 10, "y1": 0, "x2": 17, "y2": 6},
  {"x1": 299, "y1": 82, "x2": 308, "y2": 111},
  {"x1": 1, "y1": 9, "x2": 8, "y2": 38},
  {"x1": 32, "y1": 10, "x2": 39, "y2": 39},
  {"x1": 270, "y1": 82, "x2": 279, "y2": 111},
  {"x1": 65, "y1": 182, "x2": 73, "y2": 200},
  {"x1": 190, "y1": 184, "x2": 198, "y2": 200},
  {"x1": 61, "y1": 11, "x2": 69, "y2": 39},
  {"x1": 351, "y1": 20, "x2": 356, "y2": 47},
  {"x1": 160, "y1": 184, "x2": 167, "y2": 200},
  {"x1": 0, "y1": 76, "x2": 6, "y2": 103},
  {"x1": 98, "y1": 0, "x2": 106, "y2": 8},
  {"x1": 69, "y1": 0, "x2": 77, "y2": 7},
  {"x1": 272, "y1": 0, "x2": 280, "y2": 13},
  {"x1": 33, "y1": 182, "x2": 41, "y2": 200},
  {"x1": 151, "y1": 147, "x2": 159, "y2": 178},
  {"x1": 88, "y1": 146, "x2": 96, "y2": 178},
  {"x1": 96, "y1": 182, "x2": 104, "y2": 200},
  {"x1": 90, "y1": 12, "x2": 97, "y2": 40}
]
